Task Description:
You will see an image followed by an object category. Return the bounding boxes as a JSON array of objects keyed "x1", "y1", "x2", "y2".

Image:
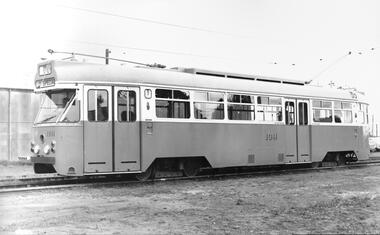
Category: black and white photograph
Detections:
[{"x1": 0, "y1": 0, "x2": 379, "y2": 234}]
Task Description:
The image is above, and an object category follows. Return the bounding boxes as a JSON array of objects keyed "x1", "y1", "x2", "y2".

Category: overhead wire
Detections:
[
  {"x1": 58, "y1": 5, "x2": 253, "y2": 39},
  {"x1": 66, "y1": 39, "x2": 235, "y2": 61},
  {"x1": 56, "y1": 5, "x2": 377, "y2": 78}
]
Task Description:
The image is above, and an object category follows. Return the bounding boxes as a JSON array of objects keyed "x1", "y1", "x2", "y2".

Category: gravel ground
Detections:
[{"x1": 1, "y1": 163, "x2": 380, "y2": 234}]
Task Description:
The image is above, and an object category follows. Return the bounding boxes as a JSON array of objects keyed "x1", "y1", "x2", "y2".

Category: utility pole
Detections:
[
  {"x1": 372, "y1": 115, "x2": 375, "y2": 136},
  {"x1": 105, "y1": 49, "x2": 111, "y2": 65}
]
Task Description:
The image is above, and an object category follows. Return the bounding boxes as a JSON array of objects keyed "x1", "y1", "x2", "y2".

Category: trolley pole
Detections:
[{"x1": 105, "y1": 49, "x2": 111, "y2": 65}]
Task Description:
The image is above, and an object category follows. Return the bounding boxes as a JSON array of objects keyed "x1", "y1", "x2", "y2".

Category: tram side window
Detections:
[
  {"x1": 155, "y1": 89, "x2": 190, "y2": 119},
  {"x1": 334, "y1": 101, "x2": 352, "y2": 123},
  {"x1": 118, "y1": 90, "x2": 136, "y2": 122},
  {"x1": 227, "y1": 93, "x2": 255, "y2": 120},
  {"x1": 285, "y1": 101, "x2": 295, "y2": 125},
  {"x1": 357, "y1": 103, "x2": 368, "y2": 124},
  {"x1": 298, "y1": 102, "x2": 308, "y2": 125},
  {"x1": 62, "y1": 99, "x2": 80, "y2": 123},
  {"x1": 256, "y1": 96, "x2": 282, "y2": 121},
  {"x1": 88, "y1": 90, "x2": 108, "y2": 122},
  {"x1": 312, "y1": 100, "x2": 332, "y2": 123},
  {"x1": 194, "y1": 91, "x2": 224, "y2": 119}
]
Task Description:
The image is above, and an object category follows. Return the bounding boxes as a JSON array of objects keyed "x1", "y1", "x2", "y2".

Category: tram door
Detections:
[
  {"x1": 297, "y1": 100, "x2": 311, "y2": 162},
  {"x1": 284, "y1": 100, "x2": 297, "y2": 163},
  {"x1": 84, "y1": 86, "x2": 113, "y2": 173},
  {"x1": 113, "y1": 87, "x2": 140, "y2": 172}
]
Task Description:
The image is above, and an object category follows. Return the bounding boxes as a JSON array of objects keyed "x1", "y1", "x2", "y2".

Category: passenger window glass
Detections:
[
  {"x1": 156, "y1": 100, "x2": 190, "y2": 118},
  {"x1": 257, "y1": 96, "x2": 282, "y2": 122},
  {"x1": 334, "y1": 101, "x2": 353, "y2": 123},
  {"x1": 208, "y1": 92, "x2": 224, "y2": 102},
  {"x1": 155, "y1": 89, "x2": 172, "y2": 99},
  {"x1": 173, "y1": 90, "x2": 190, "y2": 100},
  {"x1": 257, "y1": 96, "x2": 269, "y2": 105},
  {"x1": 118, "y1": 90, "x2": 136, "y2": 122},
  {"x1": 88, "y1": 90, "x2": 108, "y2": 122},
  {"x1": 312, "y1": 99, "x2": 332, "y2": 123},
  {"x1": 194, "y1": 102, "x2": 224, "y2": 119},
  {"x1": 155, "y1": 88, "x2": 190, "y2": 119},
  {"x1": 228, "y1": 104, "x2": 254, "y2": 120},
  {"x1": 62, "y1": 99, "x2": 80, "y2": 122},
  {"x1": 241, "y1": 95, "x2": 254, "y2": 104},
  {"x1": 285, "y1": 101, "x2": 295, "y2": 125},
  {"x1": 194, "y1": 91, "x2": 208, "y2": 101},
  {"x1": 298, "y1": 102, "x2": 308, "y2": 125}
]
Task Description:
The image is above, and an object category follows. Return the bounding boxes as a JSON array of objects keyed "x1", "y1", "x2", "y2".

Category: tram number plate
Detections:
[{"x1": 265, "y1": 133, "x2": 277, "y2": 141}]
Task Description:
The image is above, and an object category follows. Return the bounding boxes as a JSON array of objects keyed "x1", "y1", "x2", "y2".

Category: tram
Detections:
[{"x1": 30, "y1": 58, "x2": 370, "y2": 179}]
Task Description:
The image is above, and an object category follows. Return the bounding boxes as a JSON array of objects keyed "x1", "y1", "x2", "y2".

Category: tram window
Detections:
[
  {"x1": 156, "y1": 100, "x2": 190, "y2": 118},
  {"x1": 257, "y1": 106, "x2": 282, "y2": 121},
  {"x1": 194, "y1": 102, "x2": 224, "y2": 119},
  {"x1": 257, "y1": 96, "x2": 269, "y2": 105},
  {"x1": 228, "y1": 104, "x2": 255, "y2": 120},
  {"x1": 156, "y1": 89, "x2": 190, "y2": 100},
  {"x1": 312, "y1": 100, "x2": 332, "y2": 123},
  {"x1": 155, "y1": 88, "x2": 190, "y2": 119},
  {"x1": 173, "y1": 90, "x2": 190, "y2": 100},
  {"x1": 334, "y1": 101, "x2": 352, "y2": 123},
  {"x1": 227, "y1": 94, "x2": 240, "y2": 103},
  {"x1": 313, "y1": 109, "x2": 332, "y2": 122},
  {"x1": 88, "y1": 90, "x2": 108, "y2": 122},
  {"x1": 194, "y1": 91, "x2": 208, "y2": 101},
  {"x1": 257, "y1": 96, "x2": 282, "y2": 122},
  {"x1": 227, "y1": 94, "x2": 254, "y2": 104},
  {"x1": 285, "y1": 101, "x2": 295, "y2": 125},
  {"x1": 62, "y1": 99, "x2": 80, "y2": 123},
  {"x1": 118, "y1": 90, "x2": 136, "y2": 122},
  {"x1": 357, "y1": 103, "x2": 368, "y2": 124},
  {"x1": 298, "y1": 102, "x2": 308, "y2": 125},
  {"x1": 155, "y1": 89, "x2": 172, "y2": 99},
  {"x1": 227, "y1": 93, "x2": 255, "y2": 120},
  {"x1": 241, "y1": 95, "x2": 254, "y2": 104}
]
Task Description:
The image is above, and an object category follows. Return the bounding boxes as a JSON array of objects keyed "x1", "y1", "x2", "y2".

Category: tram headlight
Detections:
[
  {"x1": 51, "y1": 140, "x2": 56, "y2": 153},
  {"x1": 32, "y1": 145, "x2": 40, "y2": 154},
  {"x1": 30, "y1": 141, "x2": 35, "y2": 152},
  {"x1": 43, "y1": 145, "x2": 51, "y2": 155}
]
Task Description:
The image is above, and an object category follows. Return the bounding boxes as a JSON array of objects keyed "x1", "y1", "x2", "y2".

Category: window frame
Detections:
[
  {"x1": 117, "y1": 90, "x2": 137, "y2": 122},
  {"x1": 155, "y1": 88, "x2": 191, "y2": 119},
  {"x1": 312, "y1": 99, "x2": 333, "y2": 123},
  {"x1": 87, "y1": 89, "x2": 109, "y2": 122},
  {"x1": 227, "y1": 93, "x2": 255, "y2": 121},
  {"x1": 256, "y1": 96, "x2": 283, "y2": 122}
]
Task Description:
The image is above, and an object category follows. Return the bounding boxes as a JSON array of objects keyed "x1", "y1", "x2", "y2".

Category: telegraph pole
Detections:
[
  {"x1": 105, "y1": 49, "x2": 111, "y2": 64},
  {"x1": 372, "y1": 115, "x2": 375, "y2": 136}
]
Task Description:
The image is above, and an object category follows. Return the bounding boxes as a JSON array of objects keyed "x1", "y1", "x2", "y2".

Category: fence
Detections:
[{"x1": 0, "y1": 88, "x2": 39, "y2": 161}]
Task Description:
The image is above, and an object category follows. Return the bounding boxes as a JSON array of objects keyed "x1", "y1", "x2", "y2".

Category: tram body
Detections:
[{"x1": 30, "y1": 60, "x2": 370, "y2": 176}]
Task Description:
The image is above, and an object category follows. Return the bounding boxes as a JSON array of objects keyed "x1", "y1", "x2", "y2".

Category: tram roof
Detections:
[{"x1": 37, "y1": 60, "x2": 361, "y2": 101}]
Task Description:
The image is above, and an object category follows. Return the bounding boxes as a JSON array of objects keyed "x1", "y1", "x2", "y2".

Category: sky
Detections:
[{"x1": 0, "y1": 0, "x2": 379, "y2": 127}]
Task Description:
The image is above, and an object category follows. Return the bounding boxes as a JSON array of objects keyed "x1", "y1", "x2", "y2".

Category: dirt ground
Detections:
[
  {"x1": 0, "y1": 161, "x2": 35, "y2": 179},
  {"x1": 1, "y1": 162, "x2": 380, "y2": 234}
]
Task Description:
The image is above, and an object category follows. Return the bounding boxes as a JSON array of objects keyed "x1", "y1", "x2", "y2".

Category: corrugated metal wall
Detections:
[{"x1": 0, "y1": 88, "x2": 39, "y2": 161}]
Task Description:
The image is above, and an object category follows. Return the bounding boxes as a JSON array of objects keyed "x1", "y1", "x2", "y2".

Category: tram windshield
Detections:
[{"x1": 35, "y1": 89, "x2": 79, "y2": 124}]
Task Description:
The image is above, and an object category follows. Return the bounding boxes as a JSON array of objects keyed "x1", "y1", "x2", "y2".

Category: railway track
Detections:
[{"x1": 1, "y1": 160, "x2": 380, "y2": 193}]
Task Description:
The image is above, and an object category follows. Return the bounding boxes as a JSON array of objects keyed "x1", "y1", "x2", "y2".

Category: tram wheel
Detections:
[
  {"x1": 135, "y1": 165, "x2": 154, "y2": 181},
  {"x1": 183, "y1": 160, "x2": 200, "y2": 177},
  {"x1": 33, "y1": 163, "x2": 56, "y2": 174}
]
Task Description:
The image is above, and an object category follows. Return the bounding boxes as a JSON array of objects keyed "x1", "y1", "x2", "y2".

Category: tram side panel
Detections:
[
  {"x1": 140, "y1": 121, "x2": 292, "y2": 170},
  {"x1": 310, "y1": 125, "x2": 370, "y2": 161}
]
